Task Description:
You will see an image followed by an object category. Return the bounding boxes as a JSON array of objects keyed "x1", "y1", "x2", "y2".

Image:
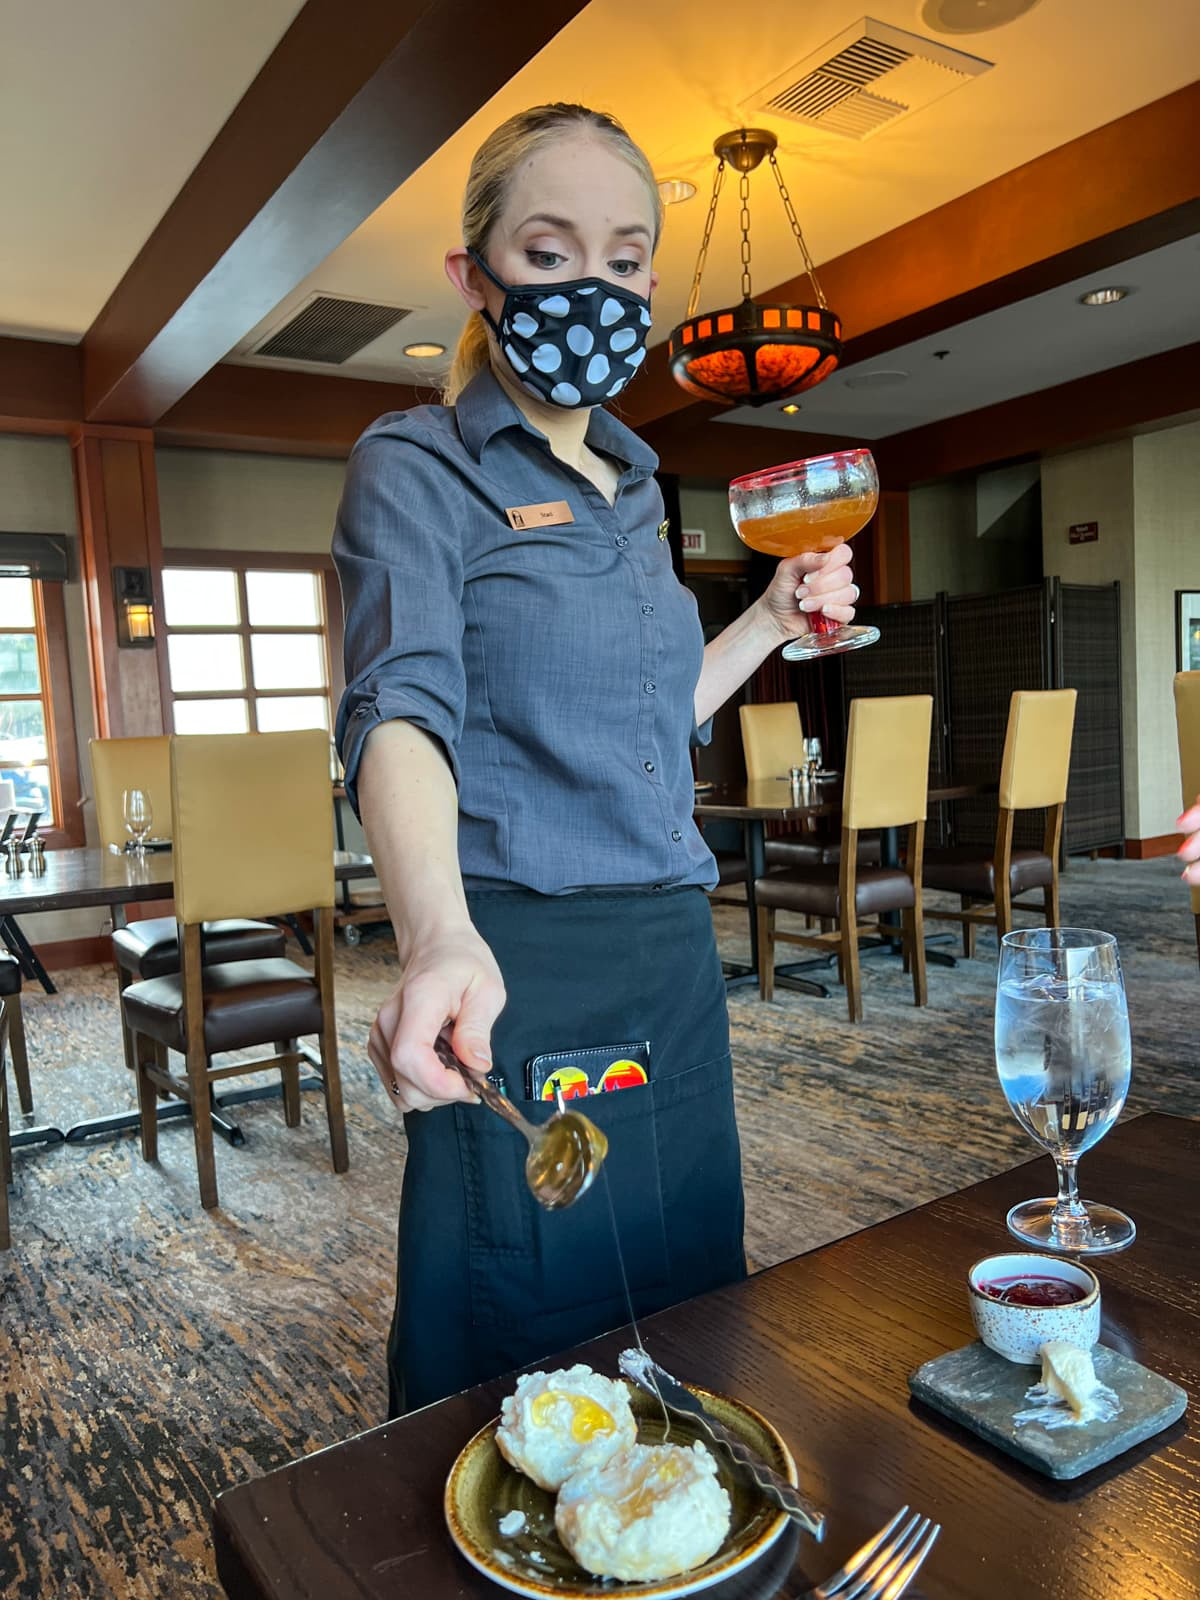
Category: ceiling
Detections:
[
  {"x1": 0, "y1": 0, "x2": 305, "y2": 340},
  {"x1": 717, "y1": 232, "x2": 1200, "y2": 437},
  {"x1": 217, "y1": 0, "x2": 1200, "y2": 389}
]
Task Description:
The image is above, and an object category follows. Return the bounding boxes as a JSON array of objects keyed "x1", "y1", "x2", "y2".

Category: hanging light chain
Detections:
[
  {"x1": 685, "y1": 158, "x2": 726, "y2": 321},
  {"x1": 768, "y1": 151, "x2": 827, "y2": 310},
  {"x1": 738, "y1": 169, "x2": 753, "y2": 302}
]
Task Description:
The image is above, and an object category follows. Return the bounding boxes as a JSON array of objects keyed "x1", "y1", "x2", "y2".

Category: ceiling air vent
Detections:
[
  {"x1": 254, "y1": 294, "x2": 411, "y2": 364},
  {"x1": 743, "y1": 17, "x2": 992, "y2": 140}
]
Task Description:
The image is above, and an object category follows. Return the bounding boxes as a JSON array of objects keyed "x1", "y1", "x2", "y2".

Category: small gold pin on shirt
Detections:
[{"x1": 657, "y1": 519, "x2": 670, "y2": 541}]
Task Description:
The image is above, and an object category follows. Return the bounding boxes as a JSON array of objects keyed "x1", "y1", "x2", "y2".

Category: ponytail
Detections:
[{"x1": 443, "y1": 311, "x2": 491, "y2": 406}]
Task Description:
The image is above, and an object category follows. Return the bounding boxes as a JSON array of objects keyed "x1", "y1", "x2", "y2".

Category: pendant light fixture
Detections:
[{"x1": 668, "y1": 128, "x2": 842, "y2": 407}]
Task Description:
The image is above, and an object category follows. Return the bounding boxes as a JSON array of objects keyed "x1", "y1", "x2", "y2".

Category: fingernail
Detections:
[
  {"x1": 795, "y1": 584, "x2": 809, "y2": 599},
  {"x1": 799, "y1": 597, "x2": 820, "y2": 612}
]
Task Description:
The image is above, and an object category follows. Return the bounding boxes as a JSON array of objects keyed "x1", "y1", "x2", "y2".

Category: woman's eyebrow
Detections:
[{"x1": 516, "y1": 212, "x2": 650, "y2": 242}]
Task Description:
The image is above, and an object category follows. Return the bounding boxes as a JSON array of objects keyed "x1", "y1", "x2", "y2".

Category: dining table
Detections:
[
  {"x1": 694, "y1": 778, "x2": 989, "y2": 993},
  {"x1": 3, "y1": 846, "x2": 377, "y2": 1150},
  {"x1": 211, "y1": 1110, "x2": 1198, "y2": 1600}
]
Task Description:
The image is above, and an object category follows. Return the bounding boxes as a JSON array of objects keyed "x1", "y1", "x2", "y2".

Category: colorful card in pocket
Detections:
[{"x1": 525, "y1": 1041, "x2": 651, "y2": 1102}]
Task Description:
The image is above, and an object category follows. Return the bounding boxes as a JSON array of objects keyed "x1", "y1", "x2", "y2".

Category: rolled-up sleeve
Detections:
[{"x1": 332, "y1": 429, "x2": 467, "y2": 814}]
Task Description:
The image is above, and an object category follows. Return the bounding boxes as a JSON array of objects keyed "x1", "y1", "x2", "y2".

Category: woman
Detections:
[{"x1": 332, "y1": 103, "x2": 858, "y2": 1416}]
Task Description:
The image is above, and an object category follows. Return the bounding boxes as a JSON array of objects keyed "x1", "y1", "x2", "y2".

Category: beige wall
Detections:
[
  {"x1": 156, "y1": 447, "x2": 346, "y2": 553},
  {"x1": 678, "y1": 483, "x2": 743, "y2": 563},
  {"x1": 0, "y1": 432, "x2": 104, "y2": 942},
  {"x1": 1040, "y1": 420, "x2": 1200, "y2": 841}
]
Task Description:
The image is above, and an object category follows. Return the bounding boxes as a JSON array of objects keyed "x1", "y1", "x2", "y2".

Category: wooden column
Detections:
[
  {"x1": 71, "y1": 426, "x2": 171, "y2": 738},
  {"x1": 873, "y1": 489, "x2": 911, "y2": 605}
]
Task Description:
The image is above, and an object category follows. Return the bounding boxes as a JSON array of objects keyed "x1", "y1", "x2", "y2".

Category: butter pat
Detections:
[{"x1": 1014, "y1": 1341, "x2": 1121, "y2": 1430}]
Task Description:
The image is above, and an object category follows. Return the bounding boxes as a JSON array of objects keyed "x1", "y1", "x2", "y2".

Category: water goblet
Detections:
[
  {"x1": 123, "y1": 788, "x2": 153, "y2": 855},
  {"x1": 994, "y1": 927, "x2": 1136, "y2": 1254}
]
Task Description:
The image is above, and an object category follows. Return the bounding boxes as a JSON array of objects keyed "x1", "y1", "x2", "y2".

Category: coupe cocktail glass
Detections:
[{"x1": 728, "y1": 448, "x2": 880, "y2": 660}]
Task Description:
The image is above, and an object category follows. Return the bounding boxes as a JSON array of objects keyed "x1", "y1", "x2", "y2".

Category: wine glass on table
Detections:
[
  {"x1": 994, "y1": 927, "x2": 1136, "y2": 1255},
  {"x1": 123, "y1": 788, "x2": 153, "y2": 855},
  {"x1": 728, "y1": 448, "x2": 880, "y2": 660}
]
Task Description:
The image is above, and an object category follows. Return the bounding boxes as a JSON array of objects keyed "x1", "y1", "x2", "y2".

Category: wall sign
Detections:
[
  {"x1": 1068, "y1": 521, "x2": 1099, "y2": 544},
  {"x1": 681, "y1": 527, "x2": 707, "y2": 555}
]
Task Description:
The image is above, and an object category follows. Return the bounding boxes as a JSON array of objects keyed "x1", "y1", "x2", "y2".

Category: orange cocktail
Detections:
[{"x1": 728, "y1": 448, "x2": 881, "y2": 660}]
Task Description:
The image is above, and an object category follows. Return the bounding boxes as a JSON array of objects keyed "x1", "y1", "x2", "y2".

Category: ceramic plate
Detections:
[{"x1": 445, "y1": 1382, "x2": 798, "y2": 1599}]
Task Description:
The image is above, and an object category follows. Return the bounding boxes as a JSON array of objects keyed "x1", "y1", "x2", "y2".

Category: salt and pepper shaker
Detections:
[
  {"x1": 4, "y1": 840, "x2": 23, "y2": 876},
  {"x1": 28, "y1": 834, "x2": 45, "y2": 875}
]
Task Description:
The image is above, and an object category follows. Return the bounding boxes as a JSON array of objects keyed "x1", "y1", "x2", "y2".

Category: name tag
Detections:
[{"x1": 505, "y1": 500, "x2": 574, "y2": 531}]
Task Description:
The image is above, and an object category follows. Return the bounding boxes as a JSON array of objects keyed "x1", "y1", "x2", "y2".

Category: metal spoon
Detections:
[{"x1": 433, "y1": 1035, "x2": 608, "y2": 1209}]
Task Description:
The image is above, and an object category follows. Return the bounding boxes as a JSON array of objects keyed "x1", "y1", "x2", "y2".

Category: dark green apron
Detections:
[{"x1": 387, "y1": 886, "x2": 745, "y2": 1415}]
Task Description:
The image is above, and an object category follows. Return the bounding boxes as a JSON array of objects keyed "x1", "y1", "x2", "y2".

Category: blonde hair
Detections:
[{"x1": 444, "y1": 103, "x2": 662, "y2": 405}]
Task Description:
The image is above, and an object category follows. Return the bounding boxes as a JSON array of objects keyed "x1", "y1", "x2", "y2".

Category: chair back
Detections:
[
  {"x1": 90, "y1": 736, "x2": 171, "y2": 849},
  {"x1": 1175, "y1": 672, "x2": 1200, "y2": 914},
  {"x1": 171, "y1": 731, "x2": 334, "y2": 925},
  {"x1": 843, "y1": 696, "x2": 932, "y2": 831},
  {"x1": 739, "y1": 702, "x2": 804, "y2": 781},
  {"x1": 998, "y1": 690, "x2": 1077, "y2": 811}
]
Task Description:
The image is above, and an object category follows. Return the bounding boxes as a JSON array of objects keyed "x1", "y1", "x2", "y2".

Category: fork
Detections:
[{"x1": 810, "y1": 1506, "x2": 941, "y2": 1600}]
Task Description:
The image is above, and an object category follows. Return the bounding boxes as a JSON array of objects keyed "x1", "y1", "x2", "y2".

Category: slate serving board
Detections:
[{"x1": 909, "y1": 1341, "x2": 1188, "y2": 1480}]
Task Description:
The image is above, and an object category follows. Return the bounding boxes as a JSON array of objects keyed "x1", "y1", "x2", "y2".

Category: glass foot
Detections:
[
  {"x1": 1006, "y1": 1197, "x2": 1136, "y2": 1256},
  {"x1": 782, "y1": 624, "x2": 880, "y2": 661}
]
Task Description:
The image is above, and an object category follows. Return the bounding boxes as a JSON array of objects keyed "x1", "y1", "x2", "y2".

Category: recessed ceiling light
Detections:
[
  {"x1": 403, "y1": 341, "x2": 447, "y2": 358},
  {"x1": 780, "y1": 403, "x2": 802, "y2": 414},
  {"x1": 657, "y1": 179, "x2": 696, "y2": 206},
  {"x1": 921, "y1": 0, "x2": 1042, "y2": 34},
  {"x1": 844, "y1": 369, "x2": 910, "y2": 390},
  {"x1": 1078, "y1": 287, "x2": 1129, "y2": 307}
]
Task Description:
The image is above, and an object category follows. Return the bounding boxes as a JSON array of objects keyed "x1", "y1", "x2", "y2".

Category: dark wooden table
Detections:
[
  {"x1": 213, "y1": 1112, "x2": 1199, "y2": 1600},
  {"x1": 3, "y1": 847, "x2": 377, "y2": 1148},
  {"x1": 694, "y1": 779, "x2": 986, "y2": 990}
]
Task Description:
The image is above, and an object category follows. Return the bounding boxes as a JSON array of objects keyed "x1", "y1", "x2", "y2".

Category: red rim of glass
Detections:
[{"x1": 729, "y1": 448, "x2": 875, "y2": 494}]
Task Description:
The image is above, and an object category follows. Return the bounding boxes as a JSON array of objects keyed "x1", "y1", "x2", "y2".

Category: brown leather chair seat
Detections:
[
  {"x1": 765, "y1": 832, "x2": 882, "y2": 868},
  {"x1": 0, "y1": 953, "x2": 21, "y2": 997},
  {"x1": 712, "y1": 851, "x2": 748, "y2": 886},
  {"x1": 112, "y1": 917, "x2": 286, "y2": 980},
  {"x1": 923, "y1": 846, "x2": 1052, "y2": 898},
  {"x1": 122, "y1": 958, "x2": 323, "y2": 1055},
  {"x1": 755, "y1": 863, "x2": 916, "y2": 920}
]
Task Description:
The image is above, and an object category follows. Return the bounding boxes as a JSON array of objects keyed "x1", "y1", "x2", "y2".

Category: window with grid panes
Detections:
[
  {"x1": 163, "y1": 566, "x2": 333, "y2": 735},
  {"x1": 0, "y1": 577, "x2": 58, "y2": 823}
]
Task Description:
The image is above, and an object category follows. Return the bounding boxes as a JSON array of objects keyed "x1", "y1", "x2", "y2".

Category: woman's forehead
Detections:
[{"x1": 502, "y1": 136, "x2": 654, "y2": 231}]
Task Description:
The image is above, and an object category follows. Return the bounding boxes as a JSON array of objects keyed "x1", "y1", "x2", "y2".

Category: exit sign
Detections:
[
  {"x1": 1069, "y1": 521, "x2": 1099, "y2": 544},
  {"x1": 681, "y1": 527, "x2": 707, "y2": 555}
]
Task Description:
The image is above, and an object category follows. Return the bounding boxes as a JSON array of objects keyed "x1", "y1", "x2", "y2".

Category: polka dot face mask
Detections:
[{"x1": 470, "y1": 250, "x2": 652, "y2": 409}]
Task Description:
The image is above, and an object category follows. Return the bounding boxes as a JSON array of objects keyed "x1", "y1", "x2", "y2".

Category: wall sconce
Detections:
[{"x1": 114, "y1": 566, "x2": 156, "y2": 648}]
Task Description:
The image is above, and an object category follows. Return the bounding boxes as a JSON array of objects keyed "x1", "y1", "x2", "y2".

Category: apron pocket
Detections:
[{"x1": 456, "y1": 1083, "x2": 670, "y2": 1332}]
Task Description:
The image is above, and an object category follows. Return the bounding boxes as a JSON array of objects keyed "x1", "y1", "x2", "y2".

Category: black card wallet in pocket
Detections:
[{"x1": 524, "y1": 1041, "x2": 651, "y2": 1102}]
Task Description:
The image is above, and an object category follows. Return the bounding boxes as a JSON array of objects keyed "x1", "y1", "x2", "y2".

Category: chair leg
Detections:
[
  {"x1": 0, "y1": 1075, "x2": 9, "y2": 1252},
  {"x1": 842, "y1": 913, "x2": 862, "y2": 1023},
  {"x1": 132, "y1": 1031, "x2": 159, "y2": 1163},
  {"x1": 960, "y1": 897, "x2": 977, "y2": 959},
  {"x1": 1045, "y1": 871, "x2": 1061, "y2": 929},
  {"x1": 116, "y1": 967, "x2": 137, "y2": 1074},
  {"x1": 4, "y1": 994, "x2": 32, "y2": 1115},
  {"x1": 757, "y1": 906, "x2": 775, "y2": 1001},
  {"x1": 184, "y1": 1036, "x2": 219, "y2": 1209},
  {"x1": 279, "y1": 1039, "x2": 301, "y2": 1128},
  {"x1": 905, "y1": 905, "x2": 928, "y2": 1007}
]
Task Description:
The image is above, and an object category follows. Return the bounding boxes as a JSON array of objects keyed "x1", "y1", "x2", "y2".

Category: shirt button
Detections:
[
  {"x1": 644, "y1": 761, "x2": 655, "y2": 773},
  {"x1": 354, "y1": 704, "x2": 370, "y2": 719},
  {"x1": 615, "y1": 534, "x2": 629, "y2": 548},
  {"x1": 643, "y1": 680, "x2": 656, "y2": 694},
  {"x1": 671, "y1": 829, "x2": 682, "y2": 842},
  {"x1": 641, "y1": 604, "x2": 654, "y2": 616}
]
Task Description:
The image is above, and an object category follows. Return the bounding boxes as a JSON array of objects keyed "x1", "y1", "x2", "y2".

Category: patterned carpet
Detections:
[{"x1": 2, "y1": 858, "x2": 1197, "y2": 1598}]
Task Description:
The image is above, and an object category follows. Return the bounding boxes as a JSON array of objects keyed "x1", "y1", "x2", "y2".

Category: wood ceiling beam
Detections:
[
  {"x1": 622, "y1": 80, "x2": 1200, "y2": 430},
  {"x1": 80, "y1": 0, "x2": 589, "y2": 427},
  {"x1": 0, "y1": 336, "x2": 81, "y2": 435}
]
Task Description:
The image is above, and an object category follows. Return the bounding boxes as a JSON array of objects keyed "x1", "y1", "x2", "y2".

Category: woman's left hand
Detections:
[
  {"x1": 757, "y1": 542, "x2": 858, "y2": 641},
  {"x1": 1179, "y1": 798, "x2": 1200, "y2": 887}
]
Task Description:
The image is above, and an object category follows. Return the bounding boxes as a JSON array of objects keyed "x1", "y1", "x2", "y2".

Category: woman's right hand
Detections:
[
  {"x1": 1179, "y1": 797, "x2": 1200, "y2": 888},
  {"x1": 368, "y1": 925, "x2": 506, "y2": 1112}
]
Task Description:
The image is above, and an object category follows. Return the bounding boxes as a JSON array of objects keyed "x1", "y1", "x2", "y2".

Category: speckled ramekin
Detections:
[{"x1": 967, "y1": 1252, "x2": 1100, "y2": 1364}]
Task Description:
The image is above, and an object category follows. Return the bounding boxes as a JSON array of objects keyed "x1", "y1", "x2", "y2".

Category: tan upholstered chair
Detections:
[
  {"x1": 739, "y1": 701, "x2": 877, "y2": 869},
  {"x1": 121, "y1": 731, "x2": 348, "y2": 1210},
  {"x1": 923, "y1": 690, "x2": 1076, "y2": 955},
  {"x1": 1174, "y1": 672, "x2": 1200, "y2": 961},
  {"x1": 90, "y1": 737, "x2": 286, "y2": 1071},
  {"x1": 754, "y1": 695, "x2": 932, "y2": 1021}
]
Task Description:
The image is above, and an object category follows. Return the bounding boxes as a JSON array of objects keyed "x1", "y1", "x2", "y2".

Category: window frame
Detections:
[
  {"x1": 0, "y1": 578, "x2": 84, "y2": 849},
  {"x1": 160, "y1": 549, "x2": 345, "y2": 737}
]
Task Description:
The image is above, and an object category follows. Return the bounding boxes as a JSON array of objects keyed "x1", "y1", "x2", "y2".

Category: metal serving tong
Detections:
[
  {"x1": 433, "y1": 1033, "x2": 608, "y2": 1210},
  {"x1": 618, "y1": 1347, "x2": 826, "y2": 1542}
]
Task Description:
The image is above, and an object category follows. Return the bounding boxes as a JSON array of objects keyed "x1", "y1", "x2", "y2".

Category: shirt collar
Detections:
[{"x1": 455, "y1": 366, "x2": 659, "y2": 477}]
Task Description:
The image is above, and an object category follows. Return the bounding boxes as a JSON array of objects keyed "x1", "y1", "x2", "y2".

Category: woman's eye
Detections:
[
  {"x1": 526, "y1": 250, "x2": 564, "y2": 270},
  {"x1": 609, "y1": 259, "x2": 641, "y2": 277}
]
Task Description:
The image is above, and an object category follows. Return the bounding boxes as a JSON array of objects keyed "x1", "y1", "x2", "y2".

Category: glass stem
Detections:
[{"x1": 1051, "y1": 1156, "x2": 1089, "y2": 1235}]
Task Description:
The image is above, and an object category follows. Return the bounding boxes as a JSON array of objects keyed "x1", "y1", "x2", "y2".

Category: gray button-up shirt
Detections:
[{"x1": 332, "y1": 366, "x2": 716, "y2": 894}]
